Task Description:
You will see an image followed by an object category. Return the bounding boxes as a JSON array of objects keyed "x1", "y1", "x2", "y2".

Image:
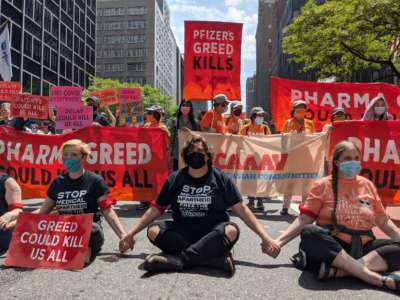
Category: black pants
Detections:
[
  {"x1": 300, "y1": 224, "x2": 400, "y2": 272},
  {"x1": 148, "y1": 221, "x2": 240, "y2": 267},
  {"x1": 89, "y1": 222, "x2": 104, "y2": 260},
  {"x1": 0, "y1": 229, "x2": 12, "y2": 252}
]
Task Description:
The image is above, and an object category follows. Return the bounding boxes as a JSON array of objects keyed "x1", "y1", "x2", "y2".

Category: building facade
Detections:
[
  {"x1": 246, "y1": 75, "x2": 256, "y2": 116},
  {"x1": 0, "y1": 0, "x2": 96, "y2": 95},
  {"x1": 96, "y1": 0, "x2": 180, "y2": 105}
]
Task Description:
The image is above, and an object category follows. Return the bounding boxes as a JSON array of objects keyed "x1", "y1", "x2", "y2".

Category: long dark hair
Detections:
[
  {"x1": 176, "y1": 100, "x2": 197, "y2": 129},
  {"x1": 331, "y1": 141, "x2": 361, "y2": 228}
]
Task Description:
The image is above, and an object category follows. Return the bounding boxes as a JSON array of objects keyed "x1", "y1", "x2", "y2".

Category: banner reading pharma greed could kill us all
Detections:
[
  {"x1": 179, "y1": 131, "x2": 327, "y2": 197},
  {"x1": 0, "y1": 127, "x2": 169, "y2": 201},
  {"x1": 271, "y1": 77, "x2": 400, "y2": 132}
]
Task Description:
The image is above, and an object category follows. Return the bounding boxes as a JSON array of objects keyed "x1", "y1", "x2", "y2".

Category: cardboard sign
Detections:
[
  {"x1": 119, "y1": 88, "x2": 141, "y2": 104},
  {"x1": 50, "y1": 86, "x2": 83, "y2": 108},
  {"x1": 0, "y1": 81, "x2": 21, "y2": 101},
  {"x1": 5, "y1": 213, "x2": 93, "y2": 270},
  {"x1": 89, "y1": 89, "x2": 118, "y2": 107},
  {"x1": 10, "y1": 95, "x2": 49, "y2": 120},
  {"x1": 184, "y1": 21, "x2": 243, "y2": 100},
  {"x1": 56, "y1": 106, "x2": 93, "y2": 130}
]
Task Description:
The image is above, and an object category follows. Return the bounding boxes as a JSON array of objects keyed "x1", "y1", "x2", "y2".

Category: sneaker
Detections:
[
  {"x1": 199, "y1": 253, "x2": 236, "y2": 276},
  {"x1": 140, "y1": 253, "x2": 184, "y2": 272},
  {"x1": 280, "y1": 208, "x2": 289, "y2": 215},
  {"x1": 256, "y1": 199, "x2": 265, "y2": 211},
  {"x1": 247, "y1": 198, "x2": 255, "y2": 210}
]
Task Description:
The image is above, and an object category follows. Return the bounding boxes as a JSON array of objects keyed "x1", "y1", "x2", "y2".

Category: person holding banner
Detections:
[
  {"x1": 86, "y1": 96, "x2": 116, "y2": 127},
  {"x1": 37, "y1": 139, "x2": 126, "y2": 264},
  {"x1": 362, "y1": 96, "x2": 394, "y2": 121},
  {"x1": 0, "y1": 174, "x2": 22, "y2": 253},
  {"x1": 275, "y1": 141, "x2": 400, "y2": 293},
  {"x1": 322, "y1": 107, "x2": 348, "y2": 132},
  {"x1": 119, "y1": 136, "x2": 280, "y2": 275},
  {"x1": 0, "y1": 102, "x2": 11, "y2": 126},
  {"x1": 225, "y1": 101, "x2": 243, "y2": 135},
  {"x1": 201, "y1": 94, "x2": 230, "y2": 134}
]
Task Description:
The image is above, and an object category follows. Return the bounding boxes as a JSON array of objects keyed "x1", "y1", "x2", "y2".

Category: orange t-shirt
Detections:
[
  {"x1": 282, "y1": 118, "x2": 315, "y2": 133},
  {"x1": 224, "y1": 115, "x2": 242, "y2": 134},
  {"x1": 239, "y1": 123, "x2": 271, "y2": 136},
  {"x1": 301, "y1": 175, "x2": 387, "y2": 244},
  {"x1": 201, "y1": 110, "x2": 226, "y2": 133}
]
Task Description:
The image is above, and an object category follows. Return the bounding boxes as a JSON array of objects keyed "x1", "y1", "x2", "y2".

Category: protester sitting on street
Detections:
[
  {"x1": 281, "y1": 100, "x2": 316, "y2": 215},
  {"x1": 0, "y1": 103, "x2": 12, "y2": 126},
  {"x1": 86, "y1": 96, "x2": 116, "y2": 127},
  {"x1": 240, "y1": 107, "x2": 272, "y2": 211},
  {"x1": 170, "y1": 100, "x2": 200, "y2": 171},
  {"x1": 224, "y1": 101, "x2": 243, "y2": 134},
  {"x1": 119, "y1": 136, "x2": 280, "y2": 275},
  {"x1": 0, "y1": 174, "x2": 23, "y2": 253},
  {"x1": 37, "y1": 139, "x2": 126, "y2": 264},
  {"x1": 201, "y1": 94, "x2": 230, "y2": 133},
  {"x1": 362, "y1": 96, "x2": 394, "y2": 121},
  {"x1": 275, "y1": 140, "x2": 400, "y2": 292}
]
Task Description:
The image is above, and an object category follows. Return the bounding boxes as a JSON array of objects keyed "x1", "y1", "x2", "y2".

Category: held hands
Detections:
[
  {"x1": 119, "y1": 233, "x2": 136, "y2": 253},
  {"x1": 261, "y1": 238, "x2": 281, "y2": 258},
  {"x1": 0, "y1": 215, "x2": 11, "y2": 230}
]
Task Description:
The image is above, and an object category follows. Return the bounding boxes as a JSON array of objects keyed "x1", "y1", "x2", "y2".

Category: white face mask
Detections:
[{"x1": 255, "y1": 117, "x2": 264, "y2": 125}]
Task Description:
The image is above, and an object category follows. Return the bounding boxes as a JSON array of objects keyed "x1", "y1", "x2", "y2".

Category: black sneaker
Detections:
[
  {"x1": 140, "y1": 253, "x2": 184, "y2": 272},
  {"x1": 256, "y1": 199, "x2": 265, "y2": 211},
  {"x1": 280, "y1": 208, "x2": 289, "y2": 215},
  {"x1": 247, "y1": 198, "x2": 255, "y2": 210},
  {"x1": 199, "y1": 253, "x2": 236, "y2": 276}
]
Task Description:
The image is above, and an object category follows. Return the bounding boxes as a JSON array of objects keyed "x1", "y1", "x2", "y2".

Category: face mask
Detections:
[
  {"x1": 64, "y1": 159, "x2": 82, "y2": 173},
  {"x1": 187, "y1": 152, "x2": 206, "y2": 169},
  {"x1": 255, "y1": 117, "x2": 264, "y2": 125},
  {"x1": 233, "y1": 110, "x2": 242, "y2": 117},
  {"x1": 374, "y1": 107, "x2": 386, "y2": 116},
  {"x1": 339, "y1": 160, "x2": 361, "y2": 178},
  {"x1": 180, "y1": 106, "x2": 191, "y2": 115},
  {"x1": 146, "y1": 114, "x2": 155, "y2": 123},
  {"x1": 294, "y1": 109, "x2": 306, "y2": 119}
]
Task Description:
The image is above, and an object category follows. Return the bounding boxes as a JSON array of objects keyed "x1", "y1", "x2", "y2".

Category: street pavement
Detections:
[{"x1": 0, "y1": 199, "x2": 398, "y2": 300}]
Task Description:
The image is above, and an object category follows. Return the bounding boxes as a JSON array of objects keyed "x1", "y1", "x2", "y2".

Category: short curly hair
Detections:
[{"x1": 181, "y1": 136, "x2": 213, "y2": 167}]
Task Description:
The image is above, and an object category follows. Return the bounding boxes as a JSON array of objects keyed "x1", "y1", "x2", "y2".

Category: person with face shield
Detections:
[
  {"x1": 275, "y1": 141, "x2": 400, "y2": 293},
  {"x1": 225, "y1": 101, "x2": 243, "y2": 134},
  {"x1": 200, "y1": 94, "x2": 230, "y2": 134},
  {"x1": 119, "y1": 136, "x2": 280, "y2": 276},
  {"x1": 37, "y1": 139, "x2": 126, "y2": 264},
  {"x1": 362, "y1": 96, "x2": 394, "y2": 121}
]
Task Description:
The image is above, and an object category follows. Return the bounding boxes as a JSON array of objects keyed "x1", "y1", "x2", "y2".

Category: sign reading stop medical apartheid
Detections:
[
  {"x1": 184, "y1": 21, "x2": 243, "y2": 100},
  {"x1": 179, "y1": 131, "x2": 327, "y2": 197},
  {"x1": 10, "y1": 95, "x2": 49, "y2": 120},
  {"x1": 89, "y1": 89, "x2": 118, "y2": 107},
  {"x1": 5, "y1": 213, "x2": 92, "y2": 270},
  {"x1": 271, "y1": 77, "x2": 400, "y2": 132},
  {"x1": 0, "y1": 81, "x2": 21, "y2": 101},
  {"x1": 50, "y1": 86, "x2": 83, "y2": 108},
  {"x1": 330, "y1": 121, "x2": 400, "y2": 206},
  {"x1": 119, "y1": 88, "x2": 141, "y2": 104},
  {"x1": 0, "y1": 126, "x2": 169, "y2": 201},
  {"x1": 56, "y1": 106, "x2": 93, "y2": 130}
]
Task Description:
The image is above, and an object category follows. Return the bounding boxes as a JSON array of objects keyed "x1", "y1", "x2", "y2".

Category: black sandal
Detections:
[
  {"x1": 290, "y1": 249, "x2": 307, "y2": 270},
  {"x1": 318, "y1": 262, "x2": 338, "y2": 281},
  {"x1": 382, "y1": 274, "x2": 400, "y2": 292}
]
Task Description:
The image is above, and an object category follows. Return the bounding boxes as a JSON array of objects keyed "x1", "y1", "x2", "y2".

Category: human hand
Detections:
[
  {"x1": 180, "y1": 127, "x2": 191, "y2": 133},
  {"x1": 0, "y1": 215, "x2": 9, "y2": 230},
  {"x1": 119, "y1": 233, "x2": 135, "y2": 253},
  {"x1": 261, "y1": 238, "x2": 281, "y2": 258}
]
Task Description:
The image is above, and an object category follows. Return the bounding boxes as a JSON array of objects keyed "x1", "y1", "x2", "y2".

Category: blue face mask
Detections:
[
  {"x1": 64, "y1": 159, "x2": 82, "y2": 173},
  {"x1": 339, "y1": 160, "x2": 361, "y2": 178},
  {"x1": 374, "y1": 107, "x2": 386, "y2": 116}
]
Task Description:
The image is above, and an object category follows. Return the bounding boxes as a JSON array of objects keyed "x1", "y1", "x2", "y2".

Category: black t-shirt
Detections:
[
  {"x1": 0, "y1": 173, "x2": 9, "y2": 216},
  {"x1": 47, "y1": 171, "x2": 109, "y2": 222},
  {"x1": 94, "y1": 113, "x2": 111, "y2": 127},
  {"x1": 156, "y1": 167, "x2": 242, "y2": 227}
]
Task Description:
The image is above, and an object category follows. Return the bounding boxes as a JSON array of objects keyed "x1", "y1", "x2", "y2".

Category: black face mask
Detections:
[
  {"x1": 187, "y1": 152, "x2": 206, "y2": 169},
  {"x1": 233, "y1": 110, "x2": 242, "y2": 117}
]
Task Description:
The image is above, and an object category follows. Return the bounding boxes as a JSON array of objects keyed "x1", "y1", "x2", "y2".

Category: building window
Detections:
[
  {"x1": 34, "y1": 1, "x2": 43, "y2": 24},
  {"x1": 104, "y1": 64, "x2": 125, "y2": 72},
  {"x1": 127, "y1": 21, "x2": 145, "y2": 29},
  {"x1": 127, "y1": 77, "x2": 146, "y2": 85},
  {"x1": 25, "y1": 0, "x2": 34, "y2": 18},
  {"x1": 43, "y1": 46, "x2": 50, "y2": 67},
  {"x1": 23, "y1": 72, "x2": 31, "y2": 93},
  {"x1": 11, "y1": 24, "x2": 22, "y2": 50},
  {"x1": 44, "y1": 9, "x2": 51, "y2": 32},
  {"x1": 60, "y1": 56, "x2": 66, "y2": 77},
  {"x1": 118, "y1": 8, "x2": 125, "y2": 15},
  {"x1": 33, "y1": 38, "x2": 41, "y2": 62},
  {"x1": 51, "y1": 16, "x2": 59, "y2": 37},
  {"x1": 32, "y1": 76, "x2": 41, "y2": 95},
  {"x1": 24, "y1": 33, "x2": 32, "y2": 56},
  {"x1": 96, "y1": 8, "x2": 103, "y2": 17},
  {"x1": 101, "y1": 22, "x2": 121, "y2": 30},
  {"x1": 127, "y1": 48, "x2": 147, "y2": 57},
  {"x1": 127, "y1": 63, "x2": 145, "y2": 72},
  {"x1": 127, "y1": 35, "x2": 145, "y2": 44},
  {"x1": 79, "y1": 10, "x2": 85, "y2": 28},
  {"x1": 50, "y1": 51, "x2": 57, "y2": 71},
  {"x1": 127, "y1": 7, "x2": 147, "y2": 16},
  {"x1": 66, "y1": 29, "x2": 73, "y2": 48}
]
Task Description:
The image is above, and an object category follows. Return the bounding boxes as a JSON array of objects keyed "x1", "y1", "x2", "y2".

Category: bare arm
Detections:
[
  {"x1": 376, "y1": 216, "x2": 400, "y2": 240},
  {"x1": 36, "y1": 197, "x2": 56, "y2": 214},
  {"x1": 99, "y1": 196, "x2": 126, "y2": 239},
  {"x1": 103, "y1": 107, "x2": 116, "y2": 127},
  {"x1": 0, "y1": 178, "x2": 23, "y2": 230},
  {"x1": 276, "y1": 214, "x2": 314, "y2": 247}
]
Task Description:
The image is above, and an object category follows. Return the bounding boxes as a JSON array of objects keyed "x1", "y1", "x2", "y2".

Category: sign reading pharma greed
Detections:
[{"x1": 184, "y1": 21, "x2": 243, "y2": 100}]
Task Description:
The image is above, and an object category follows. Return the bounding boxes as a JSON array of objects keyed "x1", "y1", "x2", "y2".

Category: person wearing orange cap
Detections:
[{"x1": 201, "y1": 94, "x2": 230, "y2": 134}]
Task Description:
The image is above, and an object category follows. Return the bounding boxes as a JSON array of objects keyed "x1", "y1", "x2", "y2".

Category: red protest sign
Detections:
[
  {"x1": 330, "y1": 120, "x2": 400, "y2": 206},
  {"x1": 10, "y1": 95, "x2": 49, "y2": 120},
  {"x1": 119, "y1": 88, "x2": 141, "y2": 104},
  {"x1": 271, "y1": 77, "x2": 400, "y2": 132},
  {"x1": 5, "y1": 213, "x2": 93, "y2": 270},
  {"x1": 89, "y1": 89, "x2": 118, "y2": 107},
  {"x1": 0, "y1": 82, "x2": 21, "y2": 101},
  {"x1": 184, "y1": 21, "x2": 243, "y2": 101},
  {"x1": 50, "y1": 86, "x2": 83, "y2": 108}
]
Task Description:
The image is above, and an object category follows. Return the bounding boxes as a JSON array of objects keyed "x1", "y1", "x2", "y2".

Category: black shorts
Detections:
[{"x1": 300, "y1": 224, "x2": 400, "y2": 272}]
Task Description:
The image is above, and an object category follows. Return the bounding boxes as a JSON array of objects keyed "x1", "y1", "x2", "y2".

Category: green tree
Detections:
[
  {"x1": 283, "y1": 0, "x2": 400, "y2": 81},
  {"x1": 83, "y1": 77, "x2": 177, "y2": 118}
]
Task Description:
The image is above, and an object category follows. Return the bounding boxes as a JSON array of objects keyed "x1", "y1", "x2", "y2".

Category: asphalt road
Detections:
[{"x1": 0, "y1": 199, "x2": 398, "y2": 300}]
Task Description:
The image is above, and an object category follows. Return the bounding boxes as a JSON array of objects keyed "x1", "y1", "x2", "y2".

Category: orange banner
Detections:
[
  {"x1": 0, "y1": 127, "x2": 169, "y2": 201},
  {"x1": 183, "y1": 21, "x2": 243, "y2": 101},
  {"x1": 0, "y1": 81, "x2": 21, "y2": 101},
  {"x1": 89, "y1": 89, "x2": 118, "y2": 107}
]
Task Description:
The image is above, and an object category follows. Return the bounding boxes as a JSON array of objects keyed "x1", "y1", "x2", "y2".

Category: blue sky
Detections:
[{"x1": 168, "y1": 0, "x2": 258, "y2": 104}]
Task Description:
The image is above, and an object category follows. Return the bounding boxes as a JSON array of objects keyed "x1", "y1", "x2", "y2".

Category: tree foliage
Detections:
[
  {"x1": 283, "y1": 0, "x2": 400, "y2": 81},
  {"x1": 83, "y1": 77, "x2": 177, "y2": 118}
]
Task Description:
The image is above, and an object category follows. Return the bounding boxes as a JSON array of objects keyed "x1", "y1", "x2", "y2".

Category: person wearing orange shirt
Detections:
[
  {"x1": 274, "y1": 141, "x2": 400, "y2": 292},
  {"x1": 201, "y1": 94, "x2": 229, "y2": 134},
  {"x1": 240, "y1": 107, "x2": 272, "y2": 211},
  {"x1": 225, "y1": 101, "x2": 243, "y2": 134}
]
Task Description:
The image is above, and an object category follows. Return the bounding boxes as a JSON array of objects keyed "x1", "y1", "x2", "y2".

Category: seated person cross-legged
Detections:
[{"x1": 275, "y1": 141, "x2": 400, "y2": 293}]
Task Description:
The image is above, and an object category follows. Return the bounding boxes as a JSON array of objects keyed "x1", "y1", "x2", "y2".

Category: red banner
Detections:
[
  {"x1": 271, "y1": 77, "x2": 400, "y2": 132},
  {"x1": 0, "y1": 127, "x2": 169, "y2": 201},
  {"x1": 5, "y1": 213, "x2": 92, "y2": 270},
  {"x1": 11, "y1": 95, "x2": 49, "y2": 120},
  {"x1": 119, "y1": 88, "x2": 141, "y2": 104},
  {"x1": 330, "y1": 121, "x2": 400, "y2": 206},
  {"x1": 183, "y1": 21, "x2": 243, "y2": 101},
  {"x1": 0, "y1": 82, "x2": 21, "y2": 101},
  {"x1": 89, "y1": 89, "x2": 118, "y2": 107}
]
